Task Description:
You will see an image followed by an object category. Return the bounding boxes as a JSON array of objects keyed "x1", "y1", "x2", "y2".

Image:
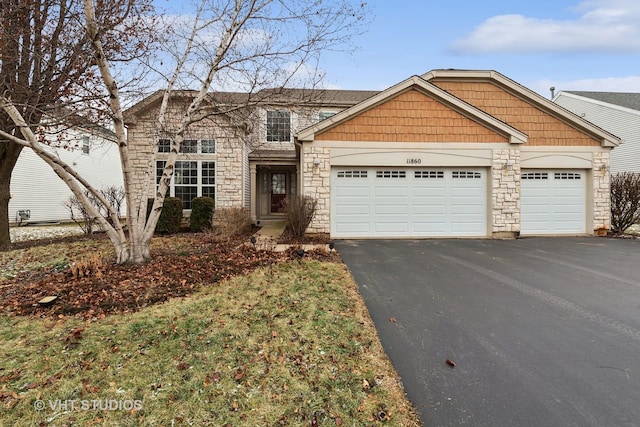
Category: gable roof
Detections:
[
  {"x1": 563, "y1": 91, "x2": 640, "y2": 112},
  {"x1": 123, "y1": 88, "x2": 379, "y2": 124},
  {"x1": 422, "y1": 70, "x2": 619, "y2": 147},
  {"x1": 296, "y1": 75, "x2": 528, "y2": 144}
]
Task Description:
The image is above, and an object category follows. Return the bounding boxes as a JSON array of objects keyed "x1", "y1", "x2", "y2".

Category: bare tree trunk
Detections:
[{"x1": 0, "y1": 141, "x2": 22, "y2": 245}]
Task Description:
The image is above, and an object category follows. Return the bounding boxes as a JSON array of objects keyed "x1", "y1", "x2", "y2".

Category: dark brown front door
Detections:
[{"x1": 271, "y1": 172, "x2": 287, "y2": 213}]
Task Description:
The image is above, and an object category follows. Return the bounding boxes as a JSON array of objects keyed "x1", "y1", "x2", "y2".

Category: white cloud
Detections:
[
  {"x1": 530, "y1": 76, "x2": 640, "y2": 96},
  {"x1": 450, "y1": 0, "x2": 640, "y2": 53}
]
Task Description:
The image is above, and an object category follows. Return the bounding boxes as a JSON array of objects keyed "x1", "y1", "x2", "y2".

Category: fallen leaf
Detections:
[
  {"x1": 446, "y1": 358, "x2": 456, "y2": 368},
  {"x1": 176, "y1": 362, "x2": 190, "y2": 371}
]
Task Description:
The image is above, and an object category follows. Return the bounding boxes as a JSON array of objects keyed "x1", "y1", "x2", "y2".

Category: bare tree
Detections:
[
  {"x1": 0, "y1": 0, "x2": 156, "y2": 246},
  {"x1": 2, "y1": 0, "x2": 367, "y2": 263},
  {"x1": 610, "y1": 172, "x2": 640, "y2": 234},
  {"x1": 83, "y1": 0, "x2": 367, "y2": 263}
]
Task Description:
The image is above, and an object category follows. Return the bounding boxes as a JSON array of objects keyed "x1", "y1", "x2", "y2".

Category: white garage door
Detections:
[
  {"x1": 331, "y1": 168, "x2": 487, "y2": 238},
  {"x1": 520, "y1": 170, "x2": 586, "y2": 235}
]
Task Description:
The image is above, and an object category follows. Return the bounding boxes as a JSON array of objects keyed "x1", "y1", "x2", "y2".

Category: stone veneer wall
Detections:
[
  {"x1": 491, "y1": 148, "x2": 521, "y2": 236},
  {"x1": 127, "y1": 104, "x2": 245, "y2": 209},
  {"x1": 214, "y1": 133, "x2": 245, "y2": 208},
  {"x1": 592, "y1": 151, "x2": 611, "y2": 233},
  {"x1": 302, "y1": 145, "x2": 331, "y2": 233}
]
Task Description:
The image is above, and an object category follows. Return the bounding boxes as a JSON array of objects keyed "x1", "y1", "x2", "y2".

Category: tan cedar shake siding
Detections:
[
  {"x1": 316, "y1": 89, "x2": 509, "y2": 143},
  {"x1": 431, "y1": 80, "x2": 601, "y2": 147}
]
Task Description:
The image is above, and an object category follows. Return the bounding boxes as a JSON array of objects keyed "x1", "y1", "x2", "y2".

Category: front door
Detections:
[{"x1": 271, "y1": 172, "x2": 287, "y2": 213}]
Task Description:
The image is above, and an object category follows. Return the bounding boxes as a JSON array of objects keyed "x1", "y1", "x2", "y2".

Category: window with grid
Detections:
[
  {"x1": 156, "y1": 160, "x2": 215, "y2": 209},
  {"x1": 452, "y1": 171, "x2": 482, "y2": 179},
  {"x1": 158, "y1": 138, "x2": 215, "y2": 154},
  {"x1": 521, "y1": 172, "x2": 548, "y2": 180},
  {"x1": 158, "y1": 139, "x2": 171, "y2": 153},
  {"x1": 376, "y1": 170, "x2": 406, "y2": 178},
  {"x1": 266, "y1": 110, "x2": 291, "y2": 142},
  {"x1": 415, "y1": 171, "x2": 444, "y2": 179},
  {"x1": 82, "y1": 136, "x2": 90, "y2": 154},
  {"x1": 180, "y1": 140, "x2": 197, "y2": 154},
  {"x1": 337, "y1": 170, "x2": 368, "y2": 178}
]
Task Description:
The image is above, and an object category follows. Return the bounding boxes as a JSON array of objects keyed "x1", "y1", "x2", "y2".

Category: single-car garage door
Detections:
[
  {"x1": 521, "y1": 170, "x2": 586, "y2": 235},
  {"x1": 331, "y1": 167, "x2": 487, "y2": 238}
]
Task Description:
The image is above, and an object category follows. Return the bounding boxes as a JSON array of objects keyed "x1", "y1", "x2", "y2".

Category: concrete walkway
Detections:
[
  {"x1": 251, "y1": 220, "x2": 332, "y2": 253},
  {"x1": 251, "y1": 220, "x2": 286, "y2": 250}
]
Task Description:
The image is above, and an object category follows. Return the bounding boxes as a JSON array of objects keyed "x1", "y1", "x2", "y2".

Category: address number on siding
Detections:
[{"x1": 406, "y1": 158, "x2": 422, "y2": 164}]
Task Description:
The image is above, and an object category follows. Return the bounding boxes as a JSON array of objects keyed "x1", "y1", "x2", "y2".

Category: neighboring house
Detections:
[
  {"x1": 125, "y1": 70, "x2": 619, "y2": 239},
  {"x1": 9, "y1": 123, "x2": 123, "y2": 224},
  {"x1": 553, "y1": 91, "x2": 640, "y2": 174}
]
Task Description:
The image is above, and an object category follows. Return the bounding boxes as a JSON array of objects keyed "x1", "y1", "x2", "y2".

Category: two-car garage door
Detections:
[{"x1": 331, "y1": 167, "x2": 487, "y2": 238}]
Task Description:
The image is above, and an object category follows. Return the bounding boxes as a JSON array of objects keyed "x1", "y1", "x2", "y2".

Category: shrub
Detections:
[
  {"x1": 154, "y1": 197, "x2": 183, "y2": 234},
  {"x1": 283, "y1": 195, "x2": 317, "y2": 237},
  {"x1": 189, "y1": 197, "x2": 215, "y2": 232},
  {"x1": 63, "y1": 186, "x2": 125, "y2": 234},
  {"x1": 611, "y1": 172, "x2": 640, "y2": 234},
  {"x1": 214, "y1": 207, "x2": 252, "y2": 238}
]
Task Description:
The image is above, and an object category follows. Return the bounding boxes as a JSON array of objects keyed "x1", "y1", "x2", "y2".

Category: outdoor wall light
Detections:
[{"x1": 313, "y1": 158, "x2": 321, "y2": 167}]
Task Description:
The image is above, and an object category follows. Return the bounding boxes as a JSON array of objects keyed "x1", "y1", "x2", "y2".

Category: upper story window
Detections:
[
  {"x1": 266, "y1": 110, "x2": 291, "y2": 142},
  {"x1": 318, "y1": 111, "x2": 336, "y2": 122},
  {"x1": 82, "y1": 136, "x2": 90, "y2": 154},
  {"x1": 157, "y1": 138, "x2": 216, "y2": 154},
  {"x1": 158, "y1": 139, "x2": 171, "y2": 153},
  {"x1": 181, "y1": 139, "x2": 197, "y2": 154}
]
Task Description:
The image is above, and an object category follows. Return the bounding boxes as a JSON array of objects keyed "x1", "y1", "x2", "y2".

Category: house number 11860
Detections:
[{"x1": 406, "y1": 158, "x2": 422, "y2": 164}]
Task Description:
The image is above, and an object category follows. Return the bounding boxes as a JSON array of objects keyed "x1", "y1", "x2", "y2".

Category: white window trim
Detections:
[{"x1": 156, "y1": 160, "x2": 216, "y2": 209}]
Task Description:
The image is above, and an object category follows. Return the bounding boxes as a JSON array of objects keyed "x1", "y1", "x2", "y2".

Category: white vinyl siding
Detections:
[
  {"x1": 9, "y1": 137, "x2": 123, "y2": 223},
  {"x1": 520, "y1": 170, "x2": 586, "y2": 235},
  {"x1": 554, "y1": 94, "x2": 640, "y2": 173},
  {"x1": 331, "y1": 167, "x2": 487, "y2": 238}
]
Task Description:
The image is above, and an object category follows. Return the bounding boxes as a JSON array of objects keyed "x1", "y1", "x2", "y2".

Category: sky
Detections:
[{"x1": 158, "y1": 0, "x2": 640, "y2": 97}]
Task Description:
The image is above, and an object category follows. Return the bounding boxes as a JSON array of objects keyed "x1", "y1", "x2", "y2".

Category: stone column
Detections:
[
  {"x1": 592, "y1": 151, "x2": 611, "y2": 234},
  {"x1": 303, "y1": 145, "x2": 331, "y2": 234},
  {"x1": 491, "y1": 148, "x2": 521, "y2": 238}
]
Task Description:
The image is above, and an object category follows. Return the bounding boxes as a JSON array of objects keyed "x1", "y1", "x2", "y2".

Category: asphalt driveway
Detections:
[{"x1": 336, "y1": 238, "x2": 640, "y2": 427}]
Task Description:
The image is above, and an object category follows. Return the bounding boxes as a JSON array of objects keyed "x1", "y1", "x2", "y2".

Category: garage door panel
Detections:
[
  {"x1": 521, "y1": 169, "x2": 586, "y2": 235},
  {"x1": 375, "y1": 204, "x2": 409, "y2": 215},
  {"x1": 335, "y1": 186, "x2": 369, "y2": 197},
  {"x1": 374, "y1": 222, "x2": 409, "y2": 233},
  {"x1": 332, "y1": 168, "x2": 487, "y2": 237},
  {"x1": 335, "y1": 204, "x2": 370, "y2": 215},
  {"x1": 413, "y1": 204, "x2": 446, "y2": 215},
  {"x1": 335, "y1": 222, "x2": 370, "y2": 234},
  {"x1": 412, "y1": 187, "x2": 447, "y2": 197},
  {"x1": 374, "y1": 187, "x2": 408, "y2": 197}
]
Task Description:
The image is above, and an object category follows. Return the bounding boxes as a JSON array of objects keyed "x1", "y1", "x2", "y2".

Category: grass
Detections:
[
  {"x1": 0, "y1": 234, "x2": 206, "y2": 283},
  {"x1": 0, "y1": 259, "x2": 421, "y2": 426}
]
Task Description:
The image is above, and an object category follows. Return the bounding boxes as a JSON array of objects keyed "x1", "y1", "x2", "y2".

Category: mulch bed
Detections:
[{"x1": 0, "y1": 235, "x2": 339, "y2": 320}]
